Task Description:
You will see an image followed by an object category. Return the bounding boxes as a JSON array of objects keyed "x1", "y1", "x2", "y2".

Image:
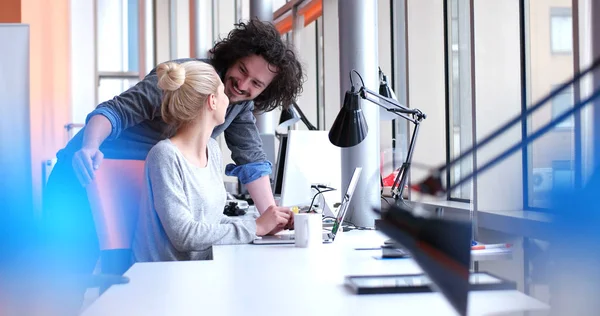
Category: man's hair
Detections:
[{"x1": 209, "y1": 19, "x2": 304, "y2": 112}]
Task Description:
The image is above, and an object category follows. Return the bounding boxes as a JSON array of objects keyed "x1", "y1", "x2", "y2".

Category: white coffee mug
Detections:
[{"x1": 294, "y1": 213, "x2": 323, "y2": 248}]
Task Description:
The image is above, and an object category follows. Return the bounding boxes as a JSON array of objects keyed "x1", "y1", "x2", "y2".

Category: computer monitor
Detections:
[
  {"x1": 260, "y1": 134, "x2": 277, "y2": 182},
  {"x1": 279, "y1": 130, "x2": 341, "y2": 211},
  {"x1": 273, "y1": 134, "x2": 288, "y2": 195}
]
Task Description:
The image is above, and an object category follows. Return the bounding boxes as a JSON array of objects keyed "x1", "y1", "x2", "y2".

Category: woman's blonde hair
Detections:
[{"x1": 156, "y1": 61, "x2": 221, "y2": 130}]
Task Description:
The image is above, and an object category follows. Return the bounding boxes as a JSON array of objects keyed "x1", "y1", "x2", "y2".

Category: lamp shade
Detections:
[
  {"x1": 328, "y1": 90, "x2": 368, "y2": 147},
  {"x1": 278, "y1": 104, "x2": 302, "y2": 130},
  {"x1": 379, "y1": 83, "x2": 394, "y2": 98},
  {"x1": 379, "y1": 71, "x2": 400, "y2": 121}
]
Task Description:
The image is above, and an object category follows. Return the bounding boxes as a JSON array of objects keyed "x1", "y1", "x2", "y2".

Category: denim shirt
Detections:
[{"x1": 57, "y1": 58, "x2": 271, "y2": 184}]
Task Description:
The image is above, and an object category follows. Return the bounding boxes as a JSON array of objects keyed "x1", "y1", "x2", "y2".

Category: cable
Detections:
[
  {"x1": 308, "y1": 185, "x2": 336, "y2": 213},
  {"x1": 343, "y1": 219, "x2": 357, "y2": 227},
  {"x1": 351, "y1": 69, "x2": 365, "y2": 87},
  {"x1": 342, "y1": 219, "x2": 375, "y2": 231},
  {"x1": 322, "y1": 216, "x2": 337, "y2": 222}
]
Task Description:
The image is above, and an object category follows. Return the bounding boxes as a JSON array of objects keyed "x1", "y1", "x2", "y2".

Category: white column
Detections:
[
  {"x1": 250, "y1": 0, "x2": 272, "y2": 20},
  {"x1": 339, "y1": 0, "x2": 380, "y2": 227},
  {"x1": 322, "y1": 0, "x2": 340, "y2": 130},
  {"x1": 169, "y1": 0, "x2": 177, "y2": 59},
  {"x1": 70, "y1": 0, "x2": 95, "y2": 125},
  {"x1": 140, "y1": 0, "x2": 155, "y2": 75},
  {"x1": 169, "y1": 0, "x2": 190, "y2": 60},
  {"x1": 250, "y1": 0, "x2": 275, "y2": 133},
  {"x1": 193, "y1": 0, "x2": 214, "y2": 58}
]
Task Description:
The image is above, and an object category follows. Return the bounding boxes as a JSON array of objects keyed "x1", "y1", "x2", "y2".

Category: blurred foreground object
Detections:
[
  {"x1": 547, "y1": 169, "x2": 600, "y2": 315},
  {"x1": 376, "y1": 204, "x2": 472, "y2": 315}
]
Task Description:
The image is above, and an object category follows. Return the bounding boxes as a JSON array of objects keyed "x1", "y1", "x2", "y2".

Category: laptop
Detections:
[{"x1": 253, "y1": 167, "x2": 362, "y2": 245}]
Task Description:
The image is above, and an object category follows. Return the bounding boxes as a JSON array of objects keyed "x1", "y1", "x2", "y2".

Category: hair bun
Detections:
[{"x1": 157, "y1": 62, "x2": 186, "y2": 91}]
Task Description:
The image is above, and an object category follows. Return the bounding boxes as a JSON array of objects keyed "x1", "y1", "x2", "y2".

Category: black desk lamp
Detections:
[
  {"x1": 328, "y1": 70, "x2": 426, "y2": 201},
  {"x1": 278, "y1": 101, "x2": 318, "y2": 131}
]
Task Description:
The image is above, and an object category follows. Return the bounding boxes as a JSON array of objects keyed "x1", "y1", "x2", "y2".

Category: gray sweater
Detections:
[{"x1": 133, "y1": 138, "x2": 257, "y2": 262}]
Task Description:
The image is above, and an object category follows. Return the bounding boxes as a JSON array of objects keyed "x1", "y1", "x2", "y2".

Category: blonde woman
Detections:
[{"x1": 133, "y1": 61, "x2": 291, "y2": 261}]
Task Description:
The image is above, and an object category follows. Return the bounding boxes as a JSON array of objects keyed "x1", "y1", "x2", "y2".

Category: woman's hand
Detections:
[
  {"x1": 255, "y1": 205, "x2": 292, "y2": 236},
  {"x1": 72, "y1": 146, "x2": 104, "y2": 186}
]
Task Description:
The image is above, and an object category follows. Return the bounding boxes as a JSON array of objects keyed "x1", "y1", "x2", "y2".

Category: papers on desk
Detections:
[
  {"x1": 470, "y1": 242, "x2": 512, "y2": 261},
  {"x1": 472, "y1": 247, "x2": 512, "y2": 262}
]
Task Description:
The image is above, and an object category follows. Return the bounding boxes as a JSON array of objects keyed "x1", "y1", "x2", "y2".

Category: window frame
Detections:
[
  {"x1": 524, "y1": 0, "x2": 582, "y2": 211},
  {"x1": 444, "y1": 0, "x2": 474, "y2": 203}
]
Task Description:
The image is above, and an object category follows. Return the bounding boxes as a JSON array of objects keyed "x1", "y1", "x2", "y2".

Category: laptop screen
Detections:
[{"x1": 330, "y1": 167, "x2": 362, "y2": 238}]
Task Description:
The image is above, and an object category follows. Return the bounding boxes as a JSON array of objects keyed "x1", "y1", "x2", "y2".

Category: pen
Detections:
[{"x1": 471, "y1": 243, "x2": 512, "y2": 250}]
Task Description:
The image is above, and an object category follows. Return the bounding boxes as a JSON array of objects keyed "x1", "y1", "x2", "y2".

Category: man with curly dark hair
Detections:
[
  {"x1": 42, "y1": 19, "x2": 304, "y2": 292},
  {"x1": 210, "y1": 19, "x2": 304, "y2": 112}
]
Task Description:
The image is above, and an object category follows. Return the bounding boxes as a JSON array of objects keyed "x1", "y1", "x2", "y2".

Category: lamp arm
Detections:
[
  {"x1": 292, "y1": 101, "x2": 318, "y2": 131},
  {"x1": 442, "y1": 88, "x2": 600, "y2": 194},
  {"x1": 385, "y1": 108, "x2": 419, "y2": 124},
  {"x1": 390, "y1": 120, "x2": 421, "y2": 201},
  {"x1": 354, "y1": 84, "x2": 426, "y2": 201},
  {"x1": 360, "y1": 87, "x2": 424, "y2": 118}
]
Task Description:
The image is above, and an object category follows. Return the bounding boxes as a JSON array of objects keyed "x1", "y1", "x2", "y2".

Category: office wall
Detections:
[{"x1": 20, "y1": 0, "x2": 72, "y2": 215}]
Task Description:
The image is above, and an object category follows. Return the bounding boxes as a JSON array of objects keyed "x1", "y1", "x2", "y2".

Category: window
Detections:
[
  {"x1": 550, "y1": 7, "x2": 572, "y2": 54},
  {"x1": 96, "y1": 0, "x2": 142, "y2": 104},
  {"x1": 552, "y1": 160, "x2": 573, "y2": 190},
  {"x1": 527, "y1": 1, "x2": 575, "y2": 209},
  {"x1": 551, "y1": 86, "x2": 574, "y2": 128},
  {"x1": 446, "y1": 0, "x2": 473, "y2": 201}
]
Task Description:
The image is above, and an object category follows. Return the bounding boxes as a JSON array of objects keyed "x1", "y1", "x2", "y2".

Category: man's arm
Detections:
[
  {"x1": 223, "y1": 103, "x2": 268, "y2": 166},
  {"x1": 223, "y1": 103, "x2": 274, "y2": 214},
  {"x1": 73, "y1": 65, "x2": 167, "y2": 186},
  {"x1": 86, "y1": 70, "x2": 163, "y2": 140},
  {"x1": 245, "y1": 176, "x2": 277, "y2": 214}
]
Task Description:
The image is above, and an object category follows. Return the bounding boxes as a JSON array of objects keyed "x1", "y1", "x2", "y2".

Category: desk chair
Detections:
[{"x1": 86, "y1": 159, "x2": 145, "y2": 286}]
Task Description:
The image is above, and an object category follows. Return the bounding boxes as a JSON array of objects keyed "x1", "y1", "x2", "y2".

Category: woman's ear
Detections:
[{"x1": 208, "y1": 94, "x2": 217, "y2": 110}]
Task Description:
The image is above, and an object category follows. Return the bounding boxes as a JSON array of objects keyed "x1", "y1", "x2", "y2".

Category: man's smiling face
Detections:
[{"x1": 223, "y1": 54, "x2": 278, "y2": 104}]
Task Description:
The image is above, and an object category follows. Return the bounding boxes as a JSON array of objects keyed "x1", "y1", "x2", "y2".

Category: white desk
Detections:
[{"x1": 82, "y1": 230, "x2": 548, "y2": 316}]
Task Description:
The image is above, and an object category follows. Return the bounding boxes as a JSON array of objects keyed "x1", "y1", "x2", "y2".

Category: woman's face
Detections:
[{"x1": 214, "y1": 82, "x2": 229, "y2": 125}]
